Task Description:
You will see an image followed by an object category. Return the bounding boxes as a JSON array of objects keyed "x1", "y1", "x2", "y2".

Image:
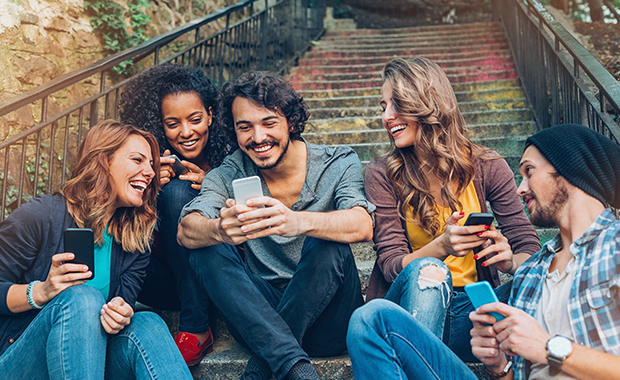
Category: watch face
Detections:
[{"x1": 548, "y1": 336, "x2": 573, "y2": 358}]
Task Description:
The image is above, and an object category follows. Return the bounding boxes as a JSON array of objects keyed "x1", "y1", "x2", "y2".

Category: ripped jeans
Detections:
[{"x1": 384, "y1": 257, "x2": 512, "y2": 362}]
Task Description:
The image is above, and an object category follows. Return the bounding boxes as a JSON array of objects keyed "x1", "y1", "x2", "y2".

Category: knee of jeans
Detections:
[
  {"x1": 158, "y1": 179, "x2": 196, "y2": 215},
  {"x1": 301, "y1": 238, "x2": 350, "y2": 267},
  {"x1": 123, "y1": 312, "x2": 168, "y2": 336},
  {"x1": 51, "y1": 286, "x2": 106, "y2": 322},
  {"x1": 189, "y1": 244, "x2": 239, "y2": 277}
]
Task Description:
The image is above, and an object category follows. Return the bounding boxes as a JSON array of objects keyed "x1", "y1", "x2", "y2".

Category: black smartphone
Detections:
[
  {"x1": 464, "y1": 212, "x2": 494, "y2": 227},
  {"x1": 164, "y1": 154, "x2": 189, "y2": 176},
  {"x1": 64, "y1": 228, "x2": 94, "y2": 280}
]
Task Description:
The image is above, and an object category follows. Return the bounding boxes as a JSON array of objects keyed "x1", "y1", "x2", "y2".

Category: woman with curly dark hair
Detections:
[{"x1": 119, "y1": 64, "x2": 234, "y2": 366}]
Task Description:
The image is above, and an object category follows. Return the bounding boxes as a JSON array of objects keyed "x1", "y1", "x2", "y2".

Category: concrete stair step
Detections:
[
  {"x1": 188, "y1": 339, "x2": 492, "y2": 379},
  {"x1": 299, "y1": 79, "x2": 522, "y2": 99},
  {"x1": 308, "y1": 104, "x2": 531, "y2": 122},
  {"x1": 300, "y1": 42, "x2": 510, "y2": 63},
  {"x1": 293, "y1": 70, "x2": 518, "y2": 91},
  {"x1": 308, "y1": 98, "x2": 528, "y2": 118},
  {"x1": 290, "y1": 62, "x2": 516, "y2": 83},
  {"x1": 317, "y1": 29, "x2": 505, "y2": 45},
  {"x1": 323, "y1": 22, "x2": 501, "y2": 37},
  {"x1": 306, "y1": 112, "x2": 534, "y2": 132},
  {"x1": 312, "y1": 34, "x2": 508, "y2": 51},
  {"x1": 344, "y1": 135, "x2": 528, "y2": 163},
  {"x1": 304, "y1": 90, "x2": 526, "y2": 109},
  {"x1": 304, "y1": 121, "x2": 536, "y2": 147},
  {"x1": 291, "y1": 56, "x2": 515, "y2": 76},
  {"x1": 301, "y1": 48, "x2": 510, "y2": 63}
]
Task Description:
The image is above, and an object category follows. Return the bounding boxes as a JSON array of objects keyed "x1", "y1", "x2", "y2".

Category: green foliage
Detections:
[
  {"x1": 84, "y1": 0, "x2": 152, "y2": 76},
  {"x1": 193, "y1": 0, "x2": 206, "y2": 13}
]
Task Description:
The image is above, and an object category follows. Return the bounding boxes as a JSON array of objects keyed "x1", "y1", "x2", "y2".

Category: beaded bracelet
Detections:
[{"x1": 27, "y1": 280, "x2": 44, "y2": 310}]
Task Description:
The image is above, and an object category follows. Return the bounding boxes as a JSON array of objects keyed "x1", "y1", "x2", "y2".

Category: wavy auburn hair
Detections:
[
  {"x1": 382, "y1": 57, "x2": 493, "y2": 237},
  {"x1": 62, "y1": 120, "x2": 161, "y2": 254}
]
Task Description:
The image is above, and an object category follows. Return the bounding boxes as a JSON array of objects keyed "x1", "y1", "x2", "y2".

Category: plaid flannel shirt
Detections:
[{"x1": 509, "y1": 208, "x2": 620, "y2": 379}]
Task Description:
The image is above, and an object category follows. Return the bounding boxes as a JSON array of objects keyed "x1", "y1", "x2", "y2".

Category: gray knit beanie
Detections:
[{"x1": 525, "y1": 124, "x2": 620, "y2": 208}]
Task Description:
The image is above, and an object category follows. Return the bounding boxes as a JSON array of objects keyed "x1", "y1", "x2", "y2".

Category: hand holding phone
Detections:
[
  {"x1": 64, "y1": 228, "x2": 95, "y2": 280},
  {"x1": 464, "y1": 281, "x2": 505, "y2": 323},
  {"x1": 232, "y1": 176, "x2": 264, "y2": 206},
  {"x1": 163, "y1": 154, "x2": 189, "y2": 176}
]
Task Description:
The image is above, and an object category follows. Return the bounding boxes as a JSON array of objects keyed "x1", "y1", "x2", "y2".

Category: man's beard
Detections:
[
  {"x1": 528, "y1": 176, "x2": 569, "y2": 228},
  {"x1": 246, "y1": 137, "x2": 290, "y2": 170}
]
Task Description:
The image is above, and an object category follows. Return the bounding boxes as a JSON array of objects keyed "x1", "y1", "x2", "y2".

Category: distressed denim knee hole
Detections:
[
  {"x1": 418, "y1": 264, "x2": 447, "y2": 289},
  {"x1": 416, "y1": 264, "x2": 450, "y2": 309}
]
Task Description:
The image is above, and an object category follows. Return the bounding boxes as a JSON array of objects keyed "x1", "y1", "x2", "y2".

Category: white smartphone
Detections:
[{"x1": 232, "y1": 176, "x2": 264, "y2": 205}]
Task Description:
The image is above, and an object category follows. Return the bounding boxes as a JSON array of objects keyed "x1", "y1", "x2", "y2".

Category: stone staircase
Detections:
[{"x1": 177, "y1": 21, "x2": 556, "y2": 380}]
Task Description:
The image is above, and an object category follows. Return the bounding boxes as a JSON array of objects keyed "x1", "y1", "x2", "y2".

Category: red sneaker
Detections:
[{"x1": 174, "y1": 328, "x2": 214, "y2": 367}]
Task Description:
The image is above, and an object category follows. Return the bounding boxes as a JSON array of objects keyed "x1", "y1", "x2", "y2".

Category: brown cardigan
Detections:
[{"x1": 364, "y1": 153, "x2": 541, "y2": 301}]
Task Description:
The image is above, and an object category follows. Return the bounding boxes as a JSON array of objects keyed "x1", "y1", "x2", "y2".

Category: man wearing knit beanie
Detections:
[{"x1": 469, "y1": 123, "x2": 620, "y2": 380}]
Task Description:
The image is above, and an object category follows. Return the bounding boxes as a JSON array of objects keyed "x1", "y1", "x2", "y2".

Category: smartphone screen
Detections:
[
  {"x1": 464, "y1": 212, "x2": 494, "y2": 226},
  {"x1": 232, "y1": 176, "x2": 264, "y2": 206},
  {"x1": 464, "y1": 281, "x2": 504, "y2": 322},
  {"x1": 64, "y1": 228, "x2": 95, "y2": 280}
]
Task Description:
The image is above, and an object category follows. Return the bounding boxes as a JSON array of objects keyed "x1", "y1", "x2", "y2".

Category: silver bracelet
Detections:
[{"x1": 27, "y1": 281, "x2": 44, "y2": 310}]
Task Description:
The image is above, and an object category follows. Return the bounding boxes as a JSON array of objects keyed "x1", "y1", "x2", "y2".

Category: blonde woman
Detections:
[
  {"x1": 0, "y1": 121, "x2": 192, "y2": 379},
  {"x1": 363, "y1": 57, "x2": 540, "y2": 361}
]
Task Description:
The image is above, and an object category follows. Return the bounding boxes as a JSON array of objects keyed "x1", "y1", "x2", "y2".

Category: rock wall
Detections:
[{"x1": 0, "y1": 0, "x2": 238, "y2": 139}]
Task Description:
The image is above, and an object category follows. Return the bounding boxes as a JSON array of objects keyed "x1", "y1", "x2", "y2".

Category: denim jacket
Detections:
[{"x1": 0, "y1": 195, "x2": 150, "y2": 355}]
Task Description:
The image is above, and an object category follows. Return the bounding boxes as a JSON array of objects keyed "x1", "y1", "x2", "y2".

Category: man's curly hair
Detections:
[
  {"x1": 220, "y1": 72, "x2": 310, "y2": 142},
  {"x1": 118, "y1": 64, "x2": 235, "y2": 168}
]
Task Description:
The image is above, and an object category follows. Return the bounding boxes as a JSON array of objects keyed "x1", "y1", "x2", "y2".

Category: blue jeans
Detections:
[
  {"x1": 347, "y1": 299, "x2": 478, "y2": 380},
  {"x1": 190, "y1": 237, "x2": 364, "y2": 380},
  {"x1": 139, "y1": 178, "x2": 210, "y2": 333},
  {"x1": 0, "y1": 285, "x2": 192, "y2": 380},
  {"x1": 385, "y1": 257, "x2": 512, "y2": 362}
]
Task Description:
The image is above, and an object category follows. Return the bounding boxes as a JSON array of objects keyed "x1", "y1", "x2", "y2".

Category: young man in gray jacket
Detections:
[{"x1": 178, "y1": 72, "x2": 375, "y2": 380}]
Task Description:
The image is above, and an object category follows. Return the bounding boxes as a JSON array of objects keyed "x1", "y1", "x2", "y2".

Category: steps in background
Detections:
[{"x1": 185, "y1": 21, "x2": 552, "y2": 380}]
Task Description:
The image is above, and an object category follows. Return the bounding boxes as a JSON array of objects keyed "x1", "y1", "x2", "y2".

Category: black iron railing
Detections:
[
  {"x1": 493, "y1": 0, "x2": 620, "y2": 144},
  {"x1": 0, "y1": 0, "x2": 325, "y2": 220}
]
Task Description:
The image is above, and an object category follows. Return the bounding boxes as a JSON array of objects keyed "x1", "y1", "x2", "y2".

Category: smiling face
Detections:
[
  {"x1": 381, "y1": 81, "x2": 418, "y2": 149},
  {"x1": 109, "y1": 134, "x2": 156, "y2": 210},
  {"x1": 161, "y1": 91, "x2": 212, "y2": 165},
  {"x1": 232, "y1": 96, "x2": 291, "y2": 170},
  {"x1": 517, "y1": 145, "x2": 569, "y2": 228}
]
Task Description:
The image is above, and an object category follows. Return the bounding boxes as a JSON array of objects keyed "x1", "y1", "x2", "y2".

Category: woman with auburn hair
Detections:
[
  {"x1": 353, "y1": 57, "x2": 541, "y2": 362},
  {"x1": 119, "y1": 64, "x2": 235, "y2": 365},
  {"x1": 0, "y1": 120, "x2": 192, "y2": 379}
]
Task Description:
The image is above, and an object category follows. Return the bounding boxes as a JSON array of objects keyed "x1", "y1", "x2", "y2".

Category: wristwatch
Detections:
[{"x1": 546, "y1": 335, "x2": 573, "y2": 375}]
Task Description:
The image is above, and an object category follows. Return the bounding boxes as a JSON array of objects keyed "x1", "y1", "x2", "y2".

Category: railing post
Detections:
[{"x1": 259, "y1": 8, "x2": 267, "y2": 70}]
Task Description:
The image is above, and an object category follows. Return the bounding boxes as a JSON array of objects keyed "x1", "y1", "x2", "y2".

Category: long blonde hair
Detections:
[
  {"x1": 383, "y1": 57, "x2": 492, "y2": 237},
  {"x1": 62, "y1": 120, "x2": 160, "y2": 253}
]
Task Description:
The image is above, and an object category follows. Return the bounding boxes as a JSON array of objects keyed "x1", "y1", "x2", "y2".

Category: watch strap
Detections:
[{"x1": 485, "y1": 356, "x2": 513, "y2": 378}]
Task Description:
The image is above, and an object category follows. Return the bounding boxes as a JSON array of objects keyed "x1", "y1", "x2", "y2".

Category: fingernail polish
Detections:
[
  {"x1": 473, "y1": 255, "x2": 479, "y2": 260},
  {"x1": 481, "y1": 262, "x2": 486, "y2": 267},
  {"x1": 484, "y1": 225, "x2": 489, "y2": 229},
  {"x1": 459, "y1": 212, "x2": 465, "y2": 216},
  {"x1": 477, "y1": 232, "x2": 483, "y2": 236}
]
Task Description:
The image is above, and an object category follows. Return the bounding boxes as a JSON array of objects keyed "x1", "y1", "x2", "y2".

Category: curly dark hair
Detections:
[
  {"x1": 118, "y1": 64, "x2": 235, "y2": 168},
  {"x1": 220, "y1": 71, "x2": 310, "y2": 142}
]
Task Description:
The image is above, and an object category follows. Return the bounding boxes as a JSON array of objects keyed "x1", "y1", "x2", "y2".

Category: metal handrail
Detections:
[
  {"x1": 0, "y1": 0, "x2": 256, "y2": 118},
  {"x1": 0, "y1": 0, "x2": 325, "y2": 219},
  {"x1": 493, "y1": 0, "x2": 620, "y2": 143}
]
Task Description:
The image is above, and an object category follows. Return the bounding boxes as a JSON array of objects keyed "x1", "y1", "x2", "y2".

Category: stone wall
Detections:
[{"x1": 0, "y1": 0, "x2": 237, "y2": 139}]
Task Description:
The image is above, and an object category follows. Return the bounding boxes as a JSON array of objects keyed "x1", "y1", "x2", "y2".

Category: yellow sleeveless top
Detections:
[{"x1": 405, "y1": 181, "x2": 481, "y2": 286}]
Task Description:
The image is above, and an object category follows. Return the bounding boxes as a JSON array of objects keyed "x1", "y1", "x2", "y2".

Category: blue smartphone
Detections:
[{"x1": 464, "y1": 281, "x2": 504, "y2": 322}]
